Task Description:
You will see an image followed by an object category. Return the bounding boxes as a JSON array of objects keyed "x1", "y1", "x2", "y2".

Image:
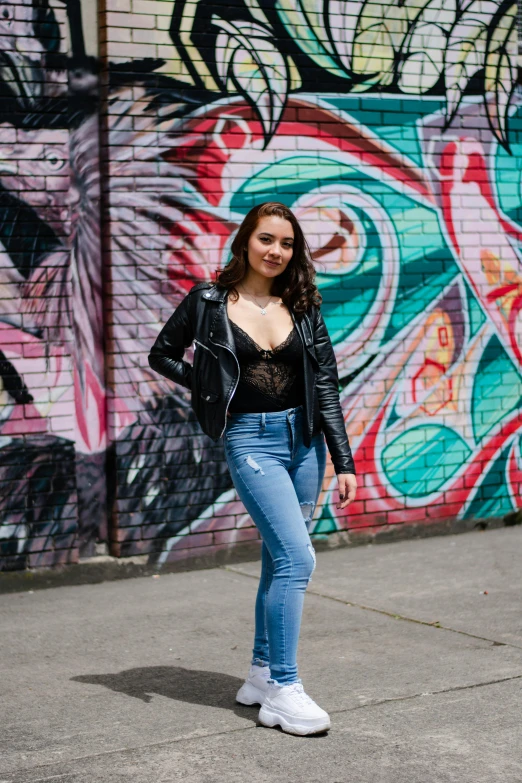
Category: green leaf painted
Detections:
[
  {"x1": 382, "y1": 425, "x2": 471, "y2": 498},
  {"x1": 385, "y1": 397, "x2": 401, "y2": 430},
  {"x1": 464, "y1": 444, "x2": 515, "y2": 520},
  {"x1": 472, "y1": 335, "x2": 522, "y2": 442},
  {"x1": 464, "y1": 280, "x2": 486, "y2": 338},
  {"x1": 311, "y1": 504, "x2": 337, "y2": 535}
]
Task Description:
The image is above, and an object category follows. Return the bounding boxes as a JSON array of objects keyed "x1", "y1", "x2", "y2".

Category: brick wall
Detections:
[{"x1": 1, "y1": 0, "x2": 521, "y2": 572}]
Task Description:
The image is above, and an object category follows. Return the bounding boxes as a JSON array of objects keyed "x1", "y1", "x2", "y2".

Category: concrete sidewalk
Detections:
[{"x1": 1, "y1": 526, "x2": 521, "y2": 783}]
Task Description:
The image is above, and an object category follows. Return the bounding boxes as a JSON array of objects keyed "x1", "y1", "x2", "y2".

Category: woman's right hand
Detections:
[{"x1": 335, "y1": 473, "x2": 357, "y2": 510}]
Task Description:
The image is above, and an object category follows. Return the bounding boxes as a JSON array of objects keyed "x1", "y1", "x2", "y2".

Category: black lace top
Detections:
[{"x1": 228, "y1": 320, "x2": 304, "y2": 413}]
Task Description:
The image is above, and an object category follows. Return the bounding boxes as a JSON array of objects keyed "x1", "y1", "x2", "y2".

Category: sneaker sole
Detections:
[
  {"x1": 235, "y1": 681, "x2": 267, "y2": 706},
  {"x1": 258, "y1": 706, "x2": 331, "y2": 736}
]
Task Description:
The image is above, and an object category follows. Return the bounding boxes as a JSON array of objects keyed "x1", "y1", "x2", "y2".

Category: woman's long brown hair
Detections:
[{"x1": 215, "y1": 202, "x2": 322, "y2": 315}]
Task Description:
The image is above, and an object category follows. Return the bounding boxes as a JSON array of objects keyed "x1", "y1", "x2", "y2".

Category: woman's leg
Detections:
[
  {"x1": 251, "y1": 542, "x2": 273, "y2": 667},
  {"x1": 288, "y1": 429, "x2": 328, "y2": 559},
  {"x1": 225, "y1": 435, "x2": 315, "y2": 685},
  {"x1": 252, "y1": 431, "x2": 327, "y2": 666}
]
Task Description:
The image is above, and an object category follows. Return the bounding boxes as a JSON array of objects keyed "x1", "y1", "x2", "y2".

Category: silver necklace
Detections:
[{"x1": 239, "y1": 284, "x2": 281, "y2": 315}]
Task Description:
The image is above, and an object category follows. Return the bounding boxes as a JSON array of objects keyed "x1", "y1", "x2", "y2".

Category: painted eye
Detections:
[{"x1": 44, "y1": 150, "x2": 65, "y2": 170}]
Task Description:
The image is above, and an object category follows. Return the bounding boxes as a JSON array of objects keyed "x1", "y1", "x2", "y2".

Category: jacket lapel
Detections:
[
  {"x1": 291, "y1": 309, "x2": 318, "y2": 364},
  {"x1": 204, "y1": 285, "x2": 235, "y2": 351}
]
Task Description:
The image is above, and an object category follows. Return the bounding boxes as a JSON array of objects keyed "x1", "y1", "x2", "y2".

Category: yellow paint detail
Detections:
[
  {"x1": 244, "y1": 0, "x2": 271, "y2": 27},
  {"x1": 179, "y1": 0, "x2": 220, "y2": 91},
  {"x1": 287, "y1": 55, "x2": 302, "y2": 90}
]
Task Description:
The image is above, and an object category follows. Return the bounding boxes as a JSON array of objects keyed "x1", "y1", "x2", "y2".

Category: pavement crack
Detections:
[
  {"x1": 222, "y1": 565, "x2": 522, "y2": 651},
  {"x1": 7, "y1": 674, "x2": 522, "y2": 782},
  {"x1": 4, "y1": 726, "x2": 259, "y2": 782},
  {"x1": 330, "y1": 672, "x2": 522, "y2": 714}
]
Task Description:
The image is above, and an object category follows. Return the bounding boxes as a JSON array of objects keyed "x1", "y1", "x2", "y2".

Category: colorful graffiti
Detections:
[
  {"x1": 0, "y1": 0, "x2": 104, "y2": 568},
  {"x1": 1, "y1": 0, "x2": 521, "y2": 570}
]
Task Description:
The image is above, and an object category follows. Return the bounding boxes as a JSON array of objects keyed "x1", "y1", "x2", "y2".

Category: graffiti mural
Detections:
[
  {"x1": 1, "y1": 0, "x2": 521, "y2": 570},
  {"x1": 0, "y1": 0, "x2": 104, "y2": 569}
]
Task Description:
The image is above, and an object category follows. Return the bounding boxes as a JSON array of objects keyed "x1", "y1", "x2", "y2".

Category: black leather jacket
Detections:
[{"x1": 148, "y1": 282, "x2": 356, "y2": 475}]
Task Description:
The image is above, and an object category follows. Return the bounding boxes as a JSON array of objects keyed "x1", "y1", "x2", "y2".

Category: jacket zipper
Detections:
[
  {"x1": 194, "y1": 339, "x2": 218, "y2": 360},
  {"x1": 291, "y1": 310, "x2": 313, "y2": 434},
  {"x1": 208, "y1": 335, "x2": 240, "y2": 439}
]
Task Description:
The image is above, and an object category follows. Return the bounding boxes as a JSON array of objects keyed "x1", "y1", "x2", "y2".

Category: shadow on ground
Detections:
[{"x1": 71, "y1": 666, "x2": 258, "y2": 720}]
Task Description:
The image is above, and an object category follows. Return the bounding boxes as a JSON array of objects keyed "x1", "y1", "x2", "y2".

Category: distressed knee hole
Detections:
[
  {"x1": 299, "y1": 501, "x2": 315, "y2": 524},
  {"x1": 307, "y1": 543, "x2": 316, "y2": 582},
  {"x1": 245, "y1": 455, "x2": 265, "y2": 475}
]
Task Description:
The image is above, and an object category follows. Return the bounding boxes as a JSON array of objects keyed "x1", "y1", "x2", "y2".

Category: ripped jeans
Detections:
[{"x1": 224, "y1": 405, "x2": 327, "y2": 685}]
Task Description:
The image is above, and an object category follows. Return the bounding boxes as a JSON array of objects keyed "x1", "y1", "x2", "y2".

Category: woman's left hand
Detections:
[{"x1": 336, "y1": 473, "x2": 357, "y2": 510}]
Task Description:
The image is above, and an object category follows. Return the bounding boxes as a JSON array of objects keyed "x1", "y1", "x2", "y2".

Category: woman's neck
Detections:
[{"x1": 240, "y1": 269, "x2": 274, "y2": 297}]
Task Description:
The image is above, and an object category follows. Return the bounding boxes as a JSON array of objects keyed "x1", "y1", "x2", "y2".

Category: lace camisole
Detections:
[{"x1": 228, "y1": 320, "x2": 304, "y2": 413}]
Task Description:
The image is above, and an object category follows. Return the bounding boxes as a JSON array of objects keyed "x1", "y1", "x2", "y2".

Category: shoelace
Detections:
[{"x1": 282, "y1": 682, "x2": 314, "y2": 706}]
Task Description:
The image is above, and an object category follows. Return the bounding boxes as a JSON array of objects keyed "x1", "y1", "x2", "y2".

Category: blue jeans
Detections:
[{"x1": 224, "y1": 405, "x2": 327, "y2": 685}]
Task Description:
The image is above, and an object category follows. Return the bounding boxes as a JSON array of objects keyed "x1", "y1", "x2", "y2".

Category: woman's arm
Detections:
[
  {"x1": 313, "y1": 305, "x2": 357, "y2": 508},
  {"x1": 148, "y1": 294, "x2": 195, "y2": 389},
  {"x1": 313, "y1": 306, "x2": 355, "y2": 474}
]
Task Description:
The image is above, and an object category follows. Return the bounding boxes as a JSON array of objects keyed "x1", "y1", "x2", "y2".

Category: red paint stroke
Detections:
[
  {"x1": 279, "y1": 101, "x2": 433, "y2": 203},
  {"x1": 411, "y1": 357, "x2": 448, "y2": 405},
  {"x1": 508, "y1": 440, "x2": 522, "y2": 508},
  {"x1": 462, "y1": 151, "x2": 522, "y2": 243},
  {"x1": 440, "y1": 141, "x2": 460, "y2": 254},
  {"x1": 507, "y1": 292, "x2": 522, "y2": 365},
  {"x1": 167, "y1": 207, "x2": 236, "y2": 287},
  {"x1": 166, "y1": 100, "x2": 433, "y2": 208},
  {"x1": 485, "y1": 283, "x2": 520, "y2": 301},
  {"x1": 441, "y1": 143, "x2": 522, "y2": 258},
  {"x1": 335, "y1": 400, "x2": 403, "y2": 525}
]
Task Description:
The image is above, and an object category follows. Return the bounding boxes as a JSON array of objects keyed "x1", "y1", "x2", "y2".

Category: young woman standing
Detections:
[{"x1": 149, "y1": 202, "x2": 357, "y2": 736}]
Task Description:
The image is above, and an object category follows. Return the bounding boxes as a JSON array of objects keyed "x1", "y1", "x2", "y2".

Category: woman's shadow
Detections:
[{"x1": 71, "y1": 666, "x2": 257, "y2": 721}]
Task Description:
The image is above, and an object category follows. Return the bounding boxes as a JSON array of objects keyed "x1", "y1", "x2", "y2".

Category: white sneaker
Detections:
[
  {"x1": 235, "y1": 664, "x2": 271, "y2": 706},
  {"x1": 258, "y1": 681, "x2": 331, "y2": 735}
]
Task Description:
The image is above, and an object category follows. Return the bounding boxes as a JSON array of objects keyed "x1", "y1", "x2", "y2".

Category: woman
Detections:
[{"x1": 149, "y1": 202, "x2": 357, "y2": 736}]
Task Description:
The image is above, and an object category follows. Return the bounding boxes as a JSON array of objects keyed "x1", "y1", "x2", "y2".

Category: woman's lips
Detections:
[{"x1": 263, "y1": 259, "x2": 280, "y2": 268}]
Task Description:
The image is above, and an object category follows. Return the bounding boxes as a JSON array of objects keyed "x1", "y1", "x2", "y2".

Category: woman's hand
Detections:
[{"x1": 336, "y1": 473, "x2": 357, "y2": 510}]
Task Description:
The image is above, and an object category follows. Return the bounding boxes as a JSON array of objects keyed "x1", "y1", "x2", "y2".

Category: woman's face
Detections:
[{"x1": 246, "y1": 215, "x2": 294, "y2": 279}]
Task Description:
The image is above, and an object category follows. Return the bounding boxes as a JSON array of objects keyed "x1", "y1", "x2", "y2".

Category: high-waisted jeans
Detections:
[{"x1": 224, "y1": 405, "x2": 327, "y2": 685}]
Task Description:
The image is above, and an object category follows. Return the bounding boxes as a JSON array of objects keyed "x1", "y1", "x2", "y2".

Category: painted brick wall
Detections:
[
  {"x1": 1, "y1": 1, "x2": 521, "y2": 572},
  {"x1": 0, "y1": 0, "x2": 104, "y2": 570}
]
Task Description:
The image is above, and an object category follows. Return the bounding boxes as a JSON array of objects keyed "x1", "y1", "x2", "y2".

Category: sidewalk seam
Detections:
[{"x1": 221, "y1": 565, "x2": 522, "y2": 651}]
